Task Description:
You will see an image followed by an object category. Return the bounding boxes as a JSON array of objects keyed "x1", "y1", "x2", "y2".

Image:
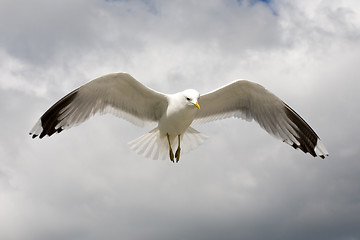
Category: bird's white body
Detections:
[
  {"x1": 159, "y1": 91, "x2": 199, "y2": 137},
  {"x1": 30, "y1": 72, "x2": 328, "y2": 161},
  {"x1": 128, "y1": 89, "x2": 205, "y2": 160}
]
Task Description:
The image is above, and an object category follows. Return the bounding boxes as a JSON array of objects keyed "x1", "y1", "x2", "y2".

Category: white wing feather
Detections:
[
  {"x1": 194, "y1": 80, "x2": 328, "y2": 158},
  {"x1": 30, "y1": 73, "x2": 168, "y2": 138}
]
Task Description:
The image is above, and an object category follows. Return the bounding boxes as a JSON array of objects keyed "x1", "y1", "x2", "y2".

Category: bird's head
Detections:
[{"x1": 182, "y1": 89, "x2": 200, "y2": 110}]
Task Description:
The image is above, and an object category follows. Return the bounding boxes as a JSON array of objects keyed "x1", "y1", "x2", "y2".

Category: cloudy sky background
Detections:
[{"x1": 1, "y1": 0, "x2": 360, "y2": 239}]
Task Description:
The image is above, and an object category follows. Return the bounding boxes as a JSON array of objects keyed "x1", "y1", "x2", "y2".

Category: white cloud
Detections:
[{"x1": 1, "y1": 0, "x2": 360, "y2": 240}]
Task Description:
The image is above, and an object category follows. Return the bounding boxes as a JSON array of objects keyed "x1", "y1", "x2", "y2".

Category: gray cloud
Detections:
[{"x1": 1, "y1": 0, "x2": 360, "y2": 240}]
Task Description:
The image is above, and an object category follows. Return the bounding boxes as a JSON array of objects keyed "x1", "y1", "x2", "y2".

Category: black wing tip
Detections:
[
  {"x1": 319, "y1": 152, "x2": 329, "y2": 159},
  {"x1": 30, "y1": 90, "x2": 78, "y2": 140},
  {"x1": 291, "y1": 143, "x2": 298, "y2": 149},
  {"x1": 29, "y1": 132, "x2": 37, "y2": 138},
  {"x1": 31, "y1": 133, "x2": 38, "y2": 139},
  {"x1": 291, "y1": 140, "x2": 328, "y2": 159},
  {"x1": 283, "y1": 104, "x2": 329, "y2": 159},
  {"x1": 29, "y1": 127, "x2": 64, "y2": 139}
]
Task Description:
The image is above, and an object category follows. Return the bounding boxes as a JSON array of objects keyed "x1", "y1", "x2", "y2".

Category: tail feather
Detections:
[
  {"x1": 181, "y1": 127, "x2": 208, "y2": 152},
  {"x1": 128, "y1": 127, "x2": 208, "y2": 160}
]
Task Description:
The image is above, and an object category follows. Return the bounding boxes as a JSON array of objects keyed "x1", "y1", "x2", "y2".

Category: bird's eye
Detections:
[{"x1": 186, "y1": 97, "x2": 191, "y2": 101}]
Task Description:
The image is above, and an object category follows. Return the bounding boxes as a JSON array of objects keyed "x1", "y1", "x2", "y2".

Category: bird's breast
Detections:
[{"x1": 158, "y1": 105, "x2": 197, "y2": 137}]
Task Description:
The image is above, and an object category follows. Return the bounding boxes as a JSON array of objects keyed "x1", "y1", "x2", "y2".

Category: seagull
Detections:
[{"x1": 29, "y1": 72, "x2": 328, "y2": 161}]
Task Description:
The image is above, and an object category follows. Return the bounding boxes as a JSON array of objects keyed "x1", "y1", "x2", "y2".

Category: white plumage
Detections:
[{"x1": 30, "y1": 72, "x2": 328, "y2": 161}]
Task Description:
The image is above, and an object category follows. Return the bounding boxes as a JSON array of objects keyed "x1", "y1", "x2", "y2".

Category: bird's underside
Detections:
[{"x1": 30, "y1": 72, "x2": 328, "y2": 161}]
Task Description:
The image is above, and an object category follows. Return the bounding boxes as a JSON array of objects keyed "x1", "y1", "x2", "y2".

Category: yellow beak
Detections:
[{"x1": 194, "y1": 102, "x2": 200, "y2": 110}]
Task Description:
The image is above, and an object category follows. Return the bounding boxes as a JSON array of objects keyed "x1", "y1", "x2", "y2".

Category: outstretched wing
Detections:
[
  {"x1": 194, "y1": 80, "x2": 328, "y2": 158},
  {"x1": 30, "y1": 73, "x2": 168, "y2": 139}
]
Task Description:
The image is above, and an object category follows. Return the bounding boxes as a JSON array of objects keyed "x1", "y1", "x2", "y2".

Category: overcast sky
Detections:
[{"x1": 1, "y1": 0, "x2": 360, "y2": 239}]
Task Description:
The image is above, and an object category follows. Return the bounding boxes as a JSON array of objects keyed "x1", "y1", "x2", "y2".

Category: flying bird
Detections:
[{"x1": 30, "y1": 72, "x2": 328, "y2": 162}]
